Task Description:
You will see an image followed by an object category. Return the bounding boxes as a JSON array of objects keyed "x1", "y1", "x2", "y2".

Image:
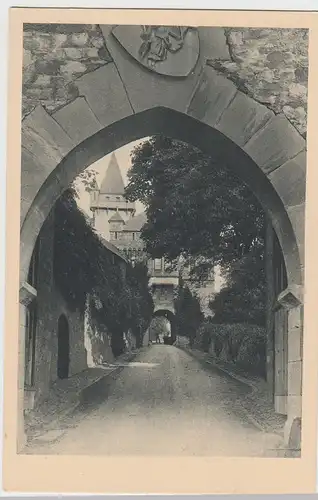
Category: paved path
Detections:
[{"x1": 26, "y1": 345, "x2": 283, "y2": 456}]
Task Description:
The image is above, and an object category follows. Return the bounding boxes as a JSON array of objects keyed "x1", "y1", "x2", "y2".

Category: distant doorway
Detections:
[{"x1": 57, "y1": 314, "x2": 70, "y2": 379}]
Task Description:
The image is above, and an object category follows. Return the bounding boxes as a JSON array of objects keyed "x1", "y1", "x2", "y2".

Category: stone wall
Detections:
[
  {"x1": 22, "y1": 25, "x2": 308, "y2": 137},
  {"x1": 23, "y1": 23, "x2": 112, "y2": 118},
  {"x1": 208, "y1": 28, "x2": 308, "y2": 137},
  {"x1": 32, "y1": 209, "x2": 88, "y2": 404}
]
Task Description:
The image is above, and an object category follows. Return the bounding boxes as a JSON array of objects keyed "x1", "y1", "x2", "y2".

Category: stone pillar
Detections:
[
  {"x1": 277, "y1": 285, "x2": 303, "y2": 452},
  {"x1": 273, "y1": 306, "x2": 288, "y2": 415},
  {"x1": 265, "y1": 216, "x2": 275, "y2": 398},
  {"x1": 17, "y1": 302, "x2": 27, "y2": 452},
  {"x1": 18, "y1": 282, "x2": 37, "y2": 452}
]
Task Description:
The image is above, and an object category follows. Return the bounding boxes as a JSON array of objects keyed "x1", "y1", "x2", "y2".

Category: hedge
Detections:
[{"x1": 196, "y1": 322, "x2": 266, "y2": 378}]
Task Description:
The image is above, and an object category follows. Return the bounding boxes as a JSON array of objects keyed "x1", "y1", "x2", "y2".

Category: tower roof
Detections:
[
  {"x1": 100, "y1": 153, "x2": 125, "y2": 195},
  {"x1": 109, "y1": 211, "x2": 125, "y2": 223},
  {"x1": 123, "y1": 211, "x2": 147, "y2": 232}
]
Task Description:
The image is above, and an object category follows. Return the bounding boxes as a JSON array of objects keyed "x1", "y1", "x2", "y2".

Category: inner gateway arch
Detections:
[{"x1": 19, "y1": 24, "x2": 306, "y2": 452}]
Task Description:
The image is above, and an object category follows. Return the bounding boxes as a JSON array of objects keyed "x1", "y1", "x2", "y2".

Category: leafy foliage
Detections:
[
  {"x1": 149, "y1": 316, "x2": 170, "y2": 340},
  {"x1": 196, "y1": 321, "x2": 266, "y2": 378},
  {"x1": 126, "y1": 135, "x2": 266, "y2": 327},
  {"x1": 74, "y1": 167, "x2": 98, "y2": 192},
  {"x1": 125, "y1": 135, "x2": 265, "y2": 271},
  {"x1": 209, "y1": 252, "x2": 266, "y2": 326},
  {"x1": 126, "y1": 261, "x2": 155, "y2": 348},
  {"x1": 53, "y1": 188, "x2": 154, "y2": 356},
  {"x1": 174, "y1": 283, "x2": 204, "y2": 346}
]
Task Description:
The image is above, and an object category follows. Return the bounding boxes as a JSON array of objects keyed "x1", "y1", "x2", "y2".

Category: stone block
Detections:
[
  {"x1": 269, "y1": 150, "x2": 306, "y2": 208},
  {"x1": 288, "y1": 305, "x2": 302, "y2": 330},
  {"x1": 19, "y1": 282, "x2": 37, "y2": 307},
  {"x1": 19, "y1": 303, "x2": 27, "y2": 328},
  {"x1": 71, "y1": 32, "x2": 88, "y2": 46},
  {"x1": 22, "y1": 105, "x2": 74, "y2": 159},
  {"x1": 24, "y1": 389, "x2": 36, "y2": 411},
  {"x1": 187, "y1": 66, "x2": 238, "y2": 128},
  {"x1": 288, "y1": 360, "x2": 302, "y2": 396},
  {"x1": 274, "y1": 395, "x2": 287, "y2": 415},
  {"x1": 20, "y1": 148, "x2": 58, "y2": 222},
  {"x1": 198, "y1": 27, "x2": 231, "y2": 62},
  {"x1": 20, "y1": 197, "x2": 31, "y2": 227},
  {"x1": 53, "y1": 97, "x2": 102, "y2": 145},
  {"x1": 277, "y1": 284, "x2": 303, "y2": 310},
  {"x1": 60, "y1": 61, "x2": 87, "y2": 78},
  {"x1": 288, "y1": 328, "x2": 302, "y2": 363},
  {"x1": 215, "y1": 90, "x2": 274, "y2": 147},
  {"x1": 244, "y1": 114, "x2": 306, "y2": 174},
  {"x1": 100, "y1": 25, "x2": 203, "y2": 115},
  {"x1": 287, "y1": 203, "x2": 305, "y2": 268},
  {"x1": 21, "y1": 106, "x2": 75, "y2": 223},
  {"x1": 284, "y1": 416, "x2": 302, "y2": 450},
  {"x1": 76, "y1": 63, "x2": 133, "y2": 128},
  {"x1": 63, "y1": 47, "x2": 83, "y2": 60}
]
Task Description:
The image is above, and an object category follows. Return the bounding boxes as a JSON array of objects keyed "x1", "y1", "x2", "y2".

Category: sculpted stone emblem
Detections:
[{"x1": 112, "y1": 25, "x2": 200, "y2": 77}]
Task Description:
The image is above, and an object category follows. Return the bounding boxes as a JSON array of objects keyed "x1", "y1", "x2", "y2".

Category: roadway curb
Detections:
[
  {"x1": 25, "y1": 350, "x2": 139, "y2": 446},
  {"x1": 183, "y1": 347, "x2": 258, "y2": 391},
  {"x1": 182, "y1": 347, "x2": 272, "y2": 435}
]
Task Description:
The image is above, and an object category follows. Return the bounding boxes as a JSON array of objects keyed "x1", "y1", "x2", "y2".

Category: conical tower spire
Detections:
[{"x1": 100, "y1": 153, "x2": 125, "y2": 195}]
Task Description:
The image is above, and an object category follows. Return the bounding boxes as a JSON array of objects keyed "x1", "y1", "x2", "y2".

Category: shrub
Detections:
[
  {"x1": 197, "y1": 322, "x2": 267, "y2": 378},
  {"x1": 237, "y1": 326, "x2": 266, "y2": 377}
]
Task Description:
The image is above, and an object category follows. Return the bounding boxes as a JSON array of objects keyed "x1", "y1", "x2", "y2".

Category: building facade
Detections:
[{"x1": 89, "y1": 154, "x2": 216, "y2": 319}]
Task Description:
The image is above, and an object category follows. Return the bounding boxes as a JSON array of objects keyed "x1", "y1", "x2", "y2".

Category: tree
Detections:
[
  {"x1": 73, "y1": 167, "x2": 98, "y2": 192},
  {"x1": 174, "y1": 284, "x2": 204, "y2": 346},
  {"x1": 126, "y1": 261, "x2": 154, "y2": 348},
  {"x1": 125, "y1": 135, "x2": 266, "y2": 328},
  {"x1": 209, "y1": 251, "x2": 266, "y2": 326},
  {"x1": 125, "y1": 135, "x2": 265, "y2": 274}
]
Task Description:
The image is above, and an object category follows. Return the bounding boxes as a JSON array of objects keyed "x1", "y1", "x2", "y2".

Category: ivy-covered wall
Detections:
[{"x1": 32, "y1": 209, "x2": 88, "y2": 404}]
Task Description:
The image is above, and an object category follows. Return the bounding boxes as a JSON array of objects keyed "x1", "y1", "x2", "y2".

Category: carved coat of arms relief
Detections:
[{"x1": 111, "y1": 25, "x2": 200, "y2": 77}]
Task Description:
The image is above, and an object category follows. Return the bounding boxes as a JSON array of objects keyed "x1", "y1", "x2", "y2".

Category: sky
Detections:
[{"x1": 75, "y1": 139, "x2": 146, "y2": 216}]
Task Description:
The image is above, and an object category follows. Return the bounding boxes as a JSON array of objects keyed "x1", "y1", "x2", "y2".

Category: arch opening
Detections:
[
  {"x1": 151, "y1": 309, "x2": 176, "y2": 345},
  {"x1": 18, "y1": 104, "x2": 304, "y2": 452},
  {"x1": 20, "y1": 106, "x2": 302, "y2": 290}
]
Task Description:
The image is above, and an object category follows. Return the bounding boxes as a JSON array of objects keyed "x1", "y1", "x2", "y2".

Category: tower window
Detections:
[{"x1": 154, "y1": 259, "x2": 162, "y2": 271}]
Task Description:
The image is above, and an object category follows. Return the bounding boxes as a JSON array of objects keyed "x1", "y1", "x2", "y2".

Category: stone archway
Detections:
[
  {"x1": 18, "y1": 25, "x2": 306, "y2": 451},
  {"x1": 152, "y1": 309, "x2": 177, "y2": 344}
]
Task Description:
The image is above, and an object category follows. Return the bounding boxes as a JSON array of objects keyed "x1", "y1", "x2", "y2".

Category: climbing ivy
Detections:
[{"x1": 53, "y1": 188, "x2": 154, "y2": 356}]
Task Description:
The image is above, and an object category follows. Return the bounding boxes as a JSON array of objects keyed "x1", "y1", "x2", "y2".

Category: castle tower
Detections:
[{"x1": 90, "y1": 153, "x2": 136, "y2": 240}]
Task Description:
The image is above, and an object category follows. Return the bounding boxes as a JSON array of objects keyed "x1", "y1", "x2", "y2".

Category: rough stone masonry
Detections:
[{"x1": 22, "y1": 25, "x2": 308, "y2": 137}]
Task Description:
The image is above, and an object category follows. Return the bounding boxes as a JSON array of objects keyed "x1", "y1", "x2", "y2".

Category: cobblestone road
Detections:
[{"x1": 26, "y1": 345, "x2": 283, "y2": 456}]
